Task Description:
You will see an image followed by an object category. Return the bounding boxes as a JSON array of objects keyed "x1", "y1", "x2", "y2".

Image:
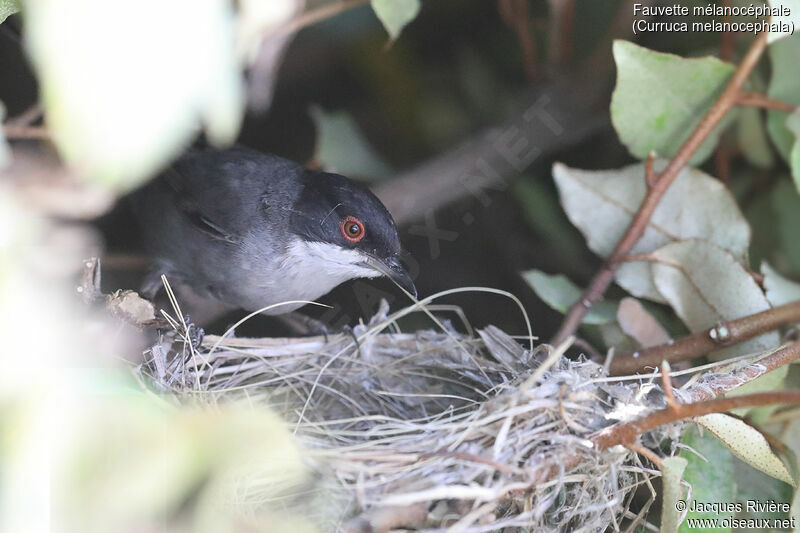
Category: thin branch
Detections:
[
  {"x1": 551, "y1": 31, "x2": 770, "y2": 346},
  {"x1": 610, "y1": 300, "x2": 800, "y2": 375},
  {"x1": 737, "y1": 91, "x2": 797, "y2": 113},
  {"x1": 499, "y1": 0, "x2": 539, "y2": 81},
  {"x1": 644, "y1": 151, "x2": 657, "y2": 189},
  {"x1": 594, "y1": 389, "x2": 800, "y2": 450},
  {"x1": 270, "y1": 0, "x2": 370, "y2": 39},
  {"x1": 3, "y1": 124, "x2": 50, "y2": 140},
  {"x1": 7, "y1": 102, "x2": 43, "y2": 128},
  {"x1": 687, "y1": 341, "x2": 800, "y2": 402}
]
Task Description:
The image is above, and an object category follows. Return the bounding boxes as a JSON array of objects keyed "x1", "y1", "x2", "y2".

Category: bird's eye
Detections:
[{"x1": 340, "y1": 216, "x2": 365, "y2": 242}]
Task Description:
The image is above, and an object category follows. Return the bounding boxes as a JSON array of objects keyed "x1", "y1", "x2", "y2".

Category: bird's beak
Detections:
[{"x1": 362, "y1": 255, "x2": 417, "y2": 298}]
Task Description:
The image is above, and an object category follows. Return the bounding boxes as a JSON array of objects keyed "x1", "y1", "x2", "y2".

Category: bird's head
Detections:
[{"x1": 287, "y1": 170, "x2": 416, "y2": 297}]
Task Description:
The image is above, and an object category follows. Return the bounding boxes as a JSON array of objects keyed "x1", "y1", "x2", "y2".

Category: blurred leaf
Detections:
[
  {"x1": 611, "y1": 41, "x2": 736, "y2": 166},
  {"x1": 660, "y1": 456, "x2": 688, "y2": 533},
  {"x1": 24, "y1": 0, "x2": 243, "y2": 191},
  {"x1": 768, "y1": 0, "x2": 800, "y2": 43},
  {"x1": 695, "y1": 414, "x2": 795, "y2": 486},
  {"x1": 617, "y1": 297, "x2": 670, "y2": 348},
  {"x1": 762, "y1": 262, "x2": 800, "y2": 307},
  {"x1": 767, "y1": 34, "x2": 800, "y2": 163},
  {"x1": 239, "y1": 0, "x2": 304, "y2": 111},
  {"x1": 553, "y1": 161, "x2": 750, "y2": 302},
  {"x1": 0, "y1": 0, "x2": 19, "y2": 24},
  {"x1": 786, "y1": 110, "x2": 800, "y2": 190},
  {"x1": 371, "y1": 0, "x2": 420, "y2": 41},
  {"x1": 522, "y1": 269, "x2": 616, "y2": 325},
  {"x1": 55, "y1": 391, "x2": 317, "y2": 533},
  {"x1": 737, "y1": 107, "x2": 775, "y2": 169},
  {"x1": 679, "y1": 425, "x2": 736, "y2": 533},
  {"x1": 650, "y1": 240, "x2": 779, "y2": 360},
  {"x1": 311, "y1": 106, "x2": 392, "y2": 180}
]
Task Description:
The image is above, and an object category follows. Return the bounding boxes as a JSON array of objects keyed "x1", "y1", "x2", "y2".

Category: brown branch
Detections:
[
  {"x1": 719, "y1": 0, "x2": 736, "y2": 62},
  {"x1": 644, "y1": 152, "x2": 657, "y2": 189},
  {"x1": 551, "y1": 31, "x2": 770, "y2": 346},
  {"x1": 3, "y1": 124, "x2": 49, "y2": 140},
  {"x1": 271, "y1": 0, "x2": 370, "y2": 39},
  {"x1": 737, "y1": 91, "x2": 797, "y2": 113},
  {"x1": 499, "y1": 0, "x2": 539, "y2": 82},
  {"x1": 7, "y1": 102, "x2": 43, "y2": 128},
  {"x1": 687, "y1": 341, "x2": 800, "y2": 402},
  {"x1": 594, "y1": 389, "x2": 800, "y2": 450},
  {"x1": 609, "y1": 300, "x2": 800, "y2": 375}
]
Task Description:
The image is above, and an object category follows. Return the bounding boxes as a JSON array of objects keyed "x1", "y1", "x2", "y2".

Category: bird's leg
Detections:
[
  {"x1": 183, "y1": 315, "x2": 205, "y2": 351},
  {"x1": 276, "y1": 312, "x2": 330, "y2": 341}
]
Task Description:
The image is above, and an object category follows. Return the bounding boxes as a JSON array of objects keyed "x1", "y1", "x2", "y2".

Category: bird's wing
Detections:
[
  {"x1": 161, "y1": 148, "x2": 303, "y2": 244},
  {"x1": 163, "y1": 167, "x2": 244, "y2": 244}
]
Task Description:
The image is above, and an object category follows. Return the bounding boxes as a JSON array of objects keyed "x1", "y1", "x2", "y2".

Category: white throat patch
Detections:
[{"x1": 279, "y1": 240, "x2": 381, "y2": 298}]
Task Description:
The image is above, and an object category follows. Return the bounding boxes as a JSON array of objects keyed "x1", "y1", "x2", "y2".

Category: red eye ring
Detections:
[{"x1": 340, "y1": 216, "x2": 365, "y2": 242}]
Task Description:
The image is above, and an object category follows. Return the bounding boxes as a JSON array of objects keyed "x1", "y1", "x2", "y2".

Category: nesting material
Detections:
[{"x1": 138, "y1": 298, "x2": 664, "y2": 532}]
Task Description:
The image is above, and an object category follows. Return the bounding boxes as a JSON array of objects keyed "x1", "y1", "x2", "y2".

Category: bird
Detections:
[{"x1": 131, "y1": 146, "x2": 415, "y2": 319}]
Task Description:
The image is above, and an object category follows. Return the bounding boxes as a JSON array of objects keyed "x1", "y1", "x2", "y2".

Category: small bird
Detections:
[{"x1": 132, "y1": 146, "x2": 415, "y2": 317}]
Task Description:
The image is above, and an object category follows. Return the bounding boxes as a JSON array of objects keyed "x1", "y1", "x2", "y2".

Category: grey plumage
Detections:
[{"x1": 132, "y1": 146, "x2": 414, "y2": 315}]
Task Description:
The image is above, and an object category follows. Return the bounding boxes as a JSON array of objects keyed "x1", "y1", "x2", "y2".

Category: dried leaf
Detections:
[
  {"x1": 762, "y1": 262, "x2": 800, "y2": 308},
  {"x1": 650, "y1": 240, "x2": 779, "y2": 360},
  {"x1": 553, "y1": 161, "x2": 750, "y2": 302},
  {"x1": 695, "y1": 413, "x2": 795, "y2": 486},
  {"x1": 617, "y1": 297, "x2": 670, "y2": 348}
]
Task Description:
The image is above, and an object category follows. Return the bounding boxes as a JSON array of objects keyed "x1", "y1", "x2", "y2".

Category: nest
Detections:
[{"x1": 137, "y1": 295, "x2": 667, "y2": 532}]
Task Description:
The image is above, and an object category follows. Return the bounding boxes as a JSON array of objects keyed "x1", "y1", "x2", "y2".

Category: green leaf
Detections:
[
  {"x1": 24, "y1": 0, "x2": 244, "y2": 191},
  {"x1": 768, "y1": 0, "x2": 800, "y2": 44},
  {"x1": 762, "y1": 262, "x2": 800, "y2": 308},
  {"x1": 737, "y1": 107, "x2": 775, "y2": 169},
  {"x1": 310, "y1": 106, "x2": 392, "y2": 180},
  {"x1": 660, "y1": 456, "x2": 688, "y2": 533},
  {"x1": 650, "y1": 240, "x2": 779, "y2": 360},
  {"x1": 767, "y1": 34, "x2": 800, "y2": 163},
  {"x1": 521, "y1": 269, "x2": 616, "y2": 325},
  {"x1": 371, "y1": 0, "x2": 420, "y2": 41},
  {"x1": 679, "y1": 425, "x2": 736, "y2": 533},
  {"x1": 772, "y1": 179, "x2": 800, "y2": 273},
  {"x1": 695, "y1": 414, "x2": 795, "y2": 486},
  {"x1": 786, "y1": 110, "x2": 800, "y2": 191},
  {"x1": 553, "y1": 161, "x2": 751, "y2": 302},
  {"x1": 0, "y1": 0, "x2": 19, "y2": 24},
  {"x1": 611, "y1": 41, "x2": 736, "y2": 166}
]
